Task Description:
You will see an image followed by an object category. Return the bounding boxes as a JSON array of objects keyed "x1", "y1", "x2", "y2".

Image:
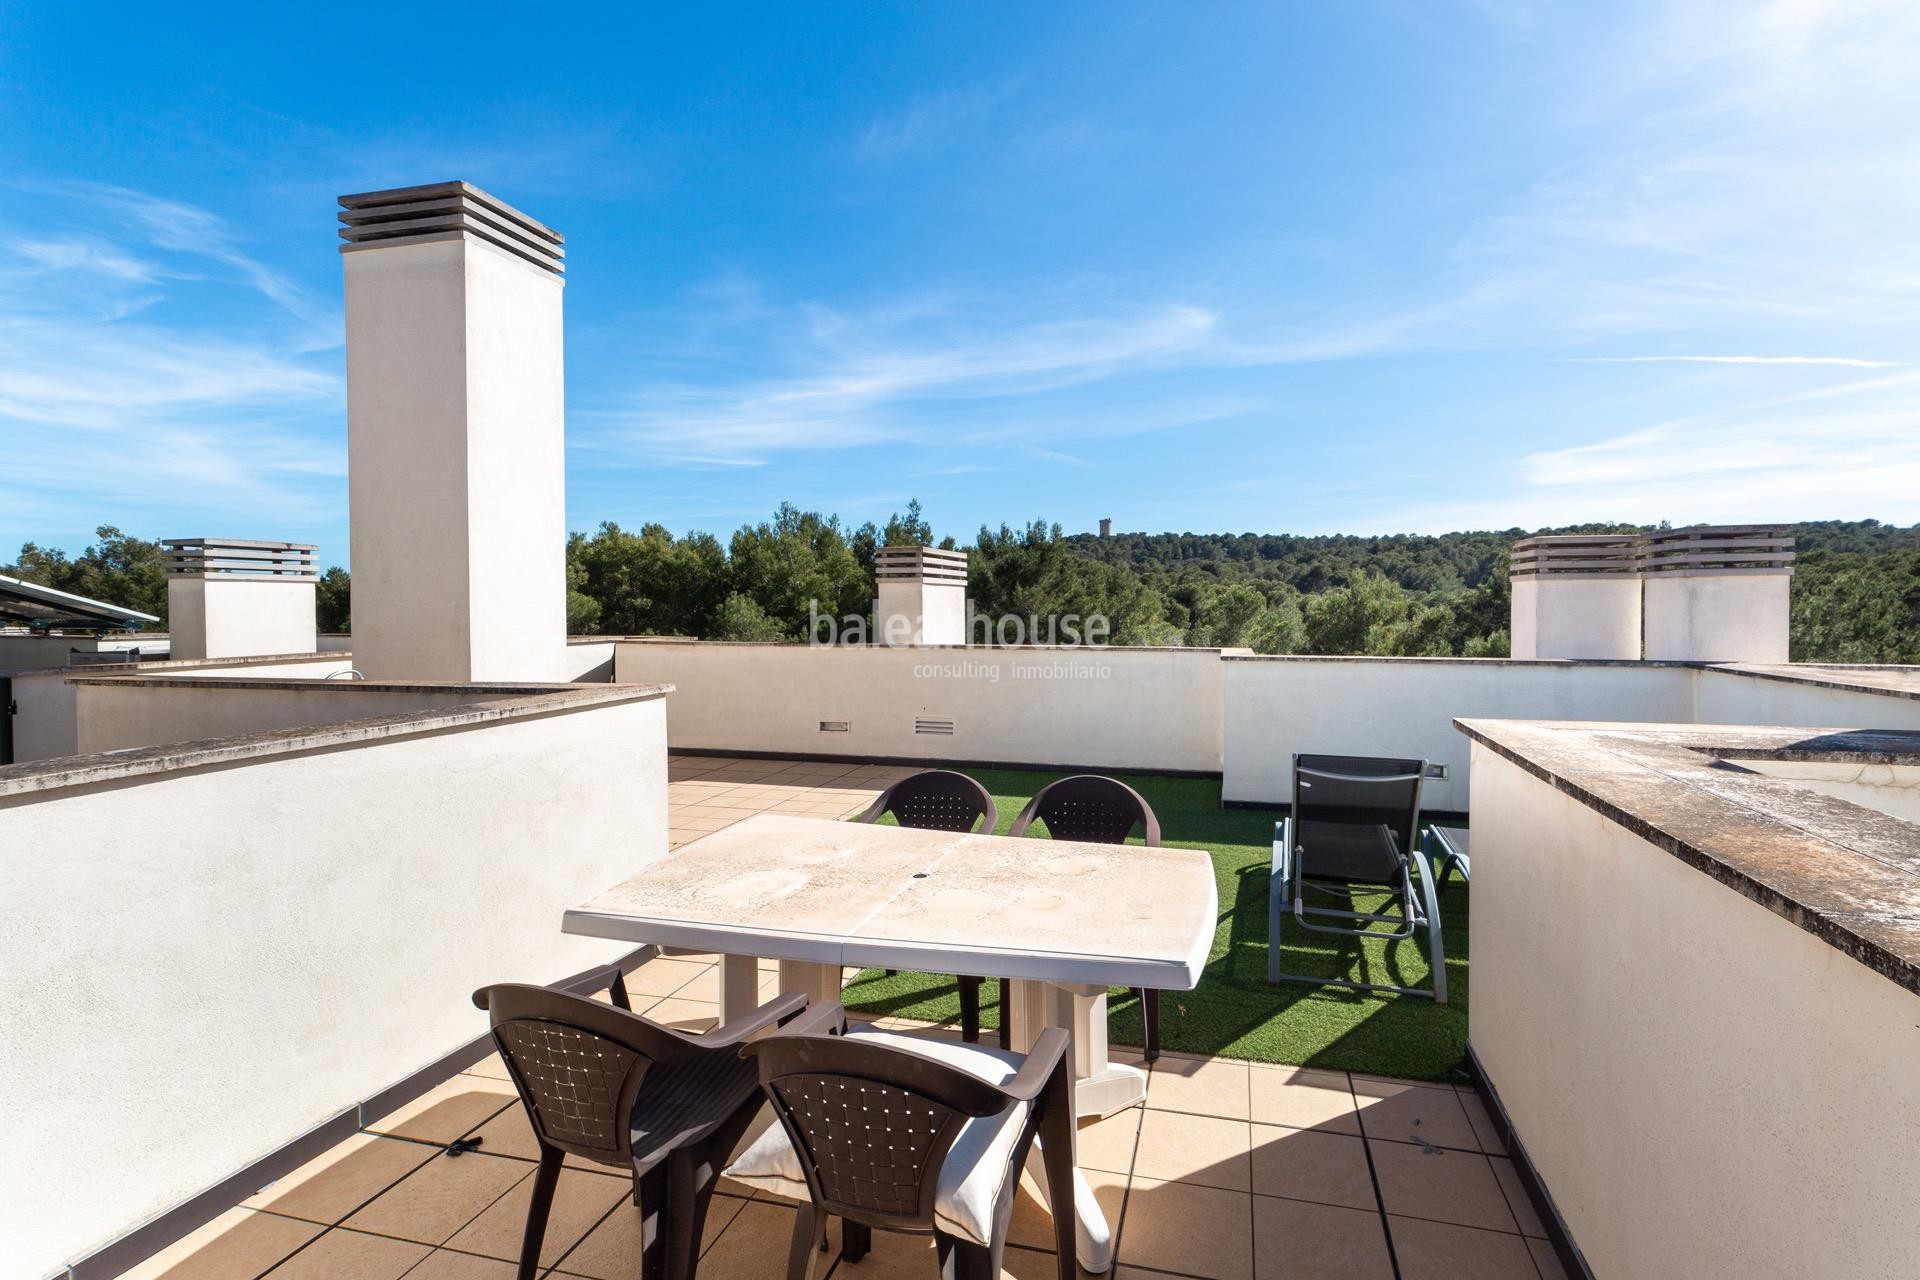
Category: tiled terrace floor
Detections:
[{"x1": 124, "y1": 756, "x2": 1558, "y2": 1280}]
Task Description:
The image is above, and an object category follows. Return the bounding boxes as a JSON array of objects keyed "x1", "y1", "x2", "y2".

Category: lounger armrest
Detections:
[
  {"x1": 694, "y1": 991, "x2": 811, "y2": 1047},
  {"x1": 998, "y1": 1027, "x2": 1069, "y2": 1103}
]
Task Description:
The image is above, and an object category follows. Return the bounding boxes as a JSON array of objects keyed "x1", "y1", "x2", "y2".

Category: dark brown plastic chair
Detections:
[
  {"x1": 472, "y1": 966, "x2": 810, "y2": 1280},
  {"x1": 737, "y1": 1003, "x2": 1077, "y2": 1280},
  {"x1": 853, "y1": 770, "x2": 1004, "y2": 1043},
  {"x1": 1007, "y1": 774, "x2": 1165, "y2": 1059}
]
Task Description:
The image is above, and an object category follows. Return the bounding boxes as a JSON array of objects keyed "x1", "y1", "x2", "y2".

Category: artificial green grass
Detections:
[{"x1": 841, "y1": 768, "x2": 1470, "y2": 1083}]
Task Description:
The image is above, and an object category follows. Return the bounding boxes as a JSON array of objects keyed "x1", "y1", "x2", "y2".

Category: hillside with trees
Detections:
[{"x1": 8, "y1": 513, "x2": 1918, "y2": 662}]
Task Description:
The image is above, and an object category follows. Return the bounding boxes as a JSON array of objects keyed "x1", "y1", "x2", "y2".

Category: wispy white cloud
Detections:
[
  {"x1": 0, "y1": 183, "x2": 343, "y2": 545},
  {"x1": 858, "y1": 84, "x2": 1017, "y2": 160},
  {"x1": 1570, "y1": 355, "x2": 1899, "y2": 368},
  {"x1": 584, "y1": 300, "x2": 1220, "y2": 465}
]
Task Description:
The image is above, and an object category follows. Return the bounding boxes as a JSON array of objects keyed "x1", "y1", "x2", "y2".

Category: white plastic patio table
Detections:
[{"x1": 562, "y1": 812, "x2": 1217, "y2": 1273}]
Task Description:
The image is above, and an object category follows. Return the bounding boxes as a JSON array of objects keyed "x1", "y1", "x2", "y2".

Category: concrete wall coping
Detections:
[
  {"x1": 1706, "y1": 662, "x2": 1920, "y2": 701},
  {"x1": 0, "y1": 683, "x2": 671, "y2": 801},
  {"x1": 3, "y1": 650, "x2": 347, "y2": 681},
  {"x1": 1455, "y1": 719, "x2": 1920, "y2": 997}
]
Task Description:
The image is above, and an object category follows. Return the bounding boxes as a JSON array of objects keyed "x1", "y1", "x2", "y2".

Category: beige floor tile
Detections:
[
  {"x1": 1251, "y1": 1195, "x2": 1394, "y2": 1279},
  {"x1": 462, "y1": 1053, "x2": 514, "y2": 1083},
  {"x1": 405, "y1": 1249, "x2": 520, "y2": 1278},
  {"x1": 118, "y1": 1207, "x2": 323, "y2": 1280},
  {"x1": 264, "y1": 1227, "x2": 429, "y2": 1279},
  {"x1": 1146, "y1": 1054, "x2": 1250, "y2": 1121},
  {"x1": 1456, "y1": 1091, "x2": 1508, "y2": 1156},
  {"x1": 366, "y1": 1076, "x2": 518, "y2": 1145},
  {"x1": 1248, "y1": 1127, "x2": 1375, "y2": 1211},
  {"x1": 245, "y1": 1133, "x2": 438, "y2": 1223},
  {"x1": 640, "y1": 997, "x2": 720, "y2": 1033},
  {"x1": 1116, "y1": 1176, "x2": 1253, "y2": 1280},
  {"x1": 551, "y1": 1193, "x2": 749, "y2": 1277},
  {"x1": 696, "y1": 1198, "x2": 825, "y2": 1278},
  {"x1": 344, "y1": 1151, "x2": 530, "y2": 1244},
  {"x1": 457, "y1": 1103, "x2": 611, "y2": 1169},
  {"x1": 1349, "y1": 1078, "x2": 1479, "y2": 1151},
  {"x1": 666, "y1": 966, "x2": 724, "y2": 1003},
  {"x1": 1386, "y1": 1215, "x2": 1540, "y2": 1280},
  {"x1": 1247, "y1": 1066, "x2": 1359, "y2": 1135},
  {"x1": 1527, "y1": 1237, "x2": 1571, "y2": 1279},
  {"x1": 622, "y1": 957, "x2": 714, "y2": 998},
  {"x1": 819, "y1": 1228, "x2": 1064, "y2": 1278},
  {"x1": 1004, "y1": 1172, "x2": 1074, "y2": 1254},
  {"x1": 1488, "y1": 1158, "x2": 1545, "y2": 1238},
  {"x1": 1133, "y1": 1110, "x2": 1251, "y2": 1191},
  {"x1": 1076, "y1": 1105, "x2": 1143, "y2": 1175},
  {"x1": 1367, "y1": 1143, "x2": 1517, "y2": 1234},
  {"x1": 445, "y1": 1167, "x2": 628, "y2": 1265}
]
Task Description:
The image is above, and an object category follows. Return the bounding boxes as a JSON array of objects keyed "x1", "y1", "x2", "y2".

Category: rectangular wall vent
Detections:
[
  {"x1": 914, "y1": 717, "x2": 955, "y2": 736},
  {"x1": 819, "y1": 720, "x2": 850, "y2": 733}
]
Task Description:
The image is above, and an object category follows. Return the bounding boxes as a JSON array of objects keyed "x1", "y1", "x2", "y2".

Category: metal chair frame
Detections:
[{"x1": 1268, "y1": 754, "x2": 1449, "y2": 1004}]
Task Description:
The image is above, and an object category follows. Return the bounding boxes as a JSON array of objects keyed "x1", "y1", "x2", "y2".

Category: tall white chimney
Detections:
[
  {"x1": 338, "y1": 181, "x2": 567, "y2": 682},
  {"x1": 1509, "y1": 534, "x2": 1642, "y2": 660},
  {"x1": 162, "y1": 539, "x2": 317, "y2": 660},
  {"x1": 1640, "y1": 526, "x2": 1794, "y2": 663},
  {"x1": 874, "y1": 546, "x2": 969, "y2": 646}
]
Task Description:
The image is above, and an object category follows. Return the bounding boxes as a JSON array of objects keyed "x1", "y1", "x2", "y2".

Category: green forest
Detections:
[{"x1": 8, "y1": 511, "x2": 1919, "y2": 662}]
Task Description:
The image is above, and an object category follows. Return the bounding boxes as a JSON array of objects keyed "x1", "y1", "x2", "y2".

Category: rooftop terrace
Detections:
[{"x1": 124, "y1": 758, "x2": 1541, "y2": 1280}]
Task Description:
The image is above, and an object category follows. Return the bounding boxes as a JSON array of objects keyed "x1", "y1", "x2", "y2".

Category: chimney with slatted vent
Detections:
[
  {"x1": 1639, "y1": 525, "x2": 1794, "y2": 662},
  {"x1": 873, "y1": 546, "x2": 968, "y2": 646},
  {"x1": 1508, "y1": 534, "x2": 1643, "y2": 660},
  {"x1": 162, "y1": 539, "x2": 318, "y2": 659},
  {"x1": 337, "y1": 181, "x2": 567, "y2": 681}
]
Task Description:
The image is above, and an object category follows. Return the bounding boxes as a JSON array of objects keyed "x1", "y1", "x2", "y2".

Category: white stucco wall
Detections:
[
  {"x1": 1510, "y1": 575, "x2": 1641, "y2": 661},
  {"x1": 6, "y1": 655, "x2": 355, "y2": 765},
  {"x1": 71, "y1": 679, "x2": 532, "y2": 755},
  {"x1": 874, "y1": 580, "x2": 968, "y2": 646},
  {"x1": 344, "y1": 234, "x2": 566, "y2": 684},
  {"x1": 615, "y1": 642, "x2": 1225, "y2": 773},
  {"x1": 560, "y1": 639, "x2": 617, "y2": 682},
  {"x1": 1642, "y1": 572, "x2": 1792, "y2": 663},
  {"x1": 1693, "y1": 666, "x2": 1920, "y2": 731},
  {"x1": 0, "y1": 634, "x2": 165, "y2": 672},
  {"x1": 1466, "y1": 744, "x2": 1920, "y2": 1279},
  {"x1": 0, "y1": 693, "x2": 667, "y2": 1276},
  {"x1": 1221, "y1": 658, "x2": 1695, "y2": 809},
  {"x1": 167, "y1": 577, "x2": 317, "y2": 660}
]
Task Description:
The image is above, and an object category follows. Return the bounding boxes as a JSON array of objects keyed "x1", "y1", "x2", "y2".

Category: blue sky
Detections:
[{"x1": 3, "y1": 1, "x2": 1916, "y2": 567}]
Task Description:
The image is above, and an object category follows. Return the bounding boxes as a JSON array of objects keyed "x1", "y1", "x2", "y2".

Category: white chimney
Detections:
[
  {"x1": 162, "y1": 539, "x2": 317, "y2": 660},
  {"x1": 873, "y1": 546, "x2": 969, "y2": 646},
  {"x1": 1509, "y1": 534, "x2": 1642, "y2": 660},
  {"x1": 338, "y1": 181, "x2": 567, "y2": 682},
  {"x1": 1640, "y1": 526, "x2": 1794, "y2": 663}
]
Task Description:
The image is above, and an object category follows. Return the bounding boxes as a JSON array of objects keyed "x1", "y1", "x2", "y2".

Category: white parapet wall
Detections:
[
  {"x1": 615, "y1": 641, "x2": 1226, "y2": 773},
  {"x1": 4, "y1": 652, "x2": 356, "y2": 766},
  {"x1": 340, "y1": 182, "x2": 568, "y2": 684},
  {"x1": 1460, "y1": 724, "x2": 1920, "y2": 1279},
  {"x1": 0, "y1": 684, "x2": 670, "y2": 1276},
  {"x1": 1221, "y1": 656, "x2": 1696, "y2": 809}
]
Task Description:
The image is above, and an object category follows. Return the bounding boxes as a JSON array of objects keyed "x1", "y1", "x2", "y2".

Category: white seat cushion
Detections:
[{"x1": 723, "y1": 1025, "x2": 1031, "y2": 1245}]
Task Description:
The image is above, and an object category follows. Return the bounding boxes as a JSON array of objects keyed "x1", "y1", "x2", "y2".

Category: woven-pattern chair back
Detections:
[
  {"x1": 865, "y1": 769, "x2": 998, "y2": 834},
  {"x1": 769, "y1": 1073, "x2": 966, "y2": 1222},
  {"x1": 1014, "y1": 775, "x2": 1161, "y2": 846},
  {"x1": 494, "y1": 1019, "x2": 643, "y2": 1159},
  {"x1": 747, "y1": 1032, "x2": 1011, "y2": 1231},
  {"x1": 476, "y1": 984, "x2": 687, "y2": 1167}
]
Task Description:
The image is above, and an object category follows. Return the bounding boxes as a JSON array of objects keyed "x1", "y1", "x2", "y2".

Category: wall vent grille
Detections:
[
  {"x1": 913, "y1": 717, "x2": 955, "y2": 736},
  {"x1": 819, "y1": 721, "x2": 850, "y2": 733}
]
